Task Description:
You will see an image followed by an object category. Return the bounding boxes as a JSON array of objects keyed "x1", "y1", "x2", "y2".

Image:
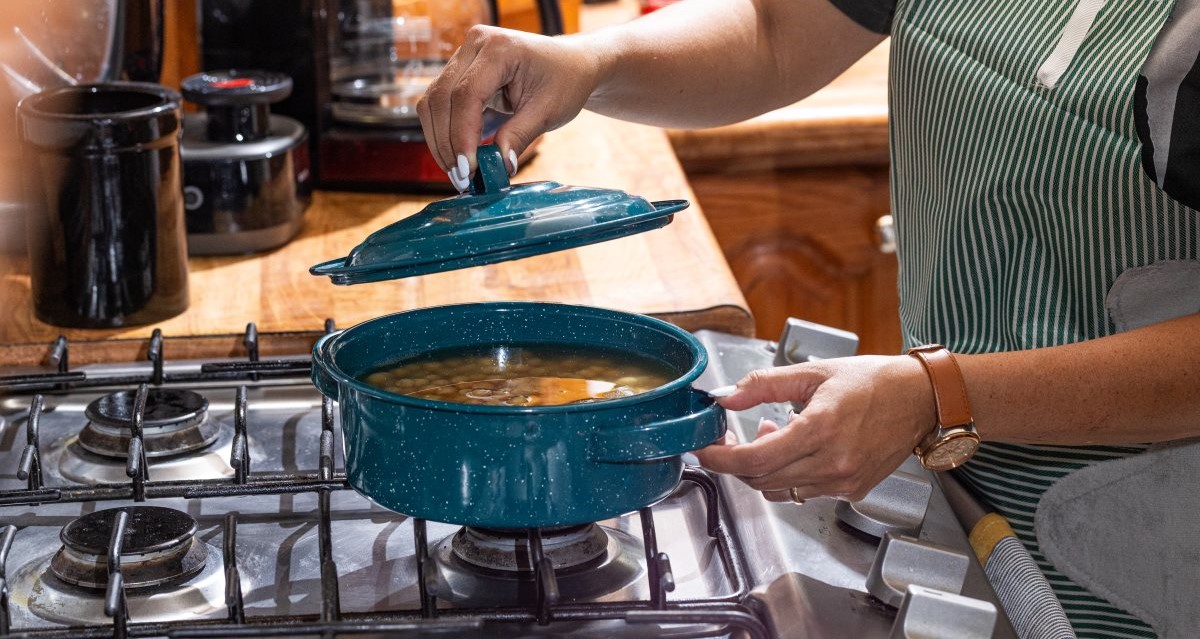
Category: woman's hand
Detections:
[
  {"x1": 417, "y1": 0, "x2": 884, "y2": 192},
  {"x1": 694, "y1": 356, "x2": 937, "y2": 502},
  {"x1": 416, "y1": 26, "x2": 602, "y2": 191}
]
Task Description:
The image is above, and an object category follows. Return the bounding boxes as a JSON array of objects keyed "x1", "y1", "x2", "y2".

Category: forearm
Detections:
[
  {"x1": 578, "y1": 0, "x2": 883, "y2": 128},
  {"x1": 958, "y1": 313, "x2": 1200, "y2": 445}
]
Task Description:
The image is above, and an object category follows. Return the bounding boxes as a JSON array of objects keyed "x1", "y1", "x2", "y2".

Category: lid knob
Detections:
[
  {"x1": 181, "y1": 70, "x2": 293, "y2": 143},
  {"x1": 470, "y1": 144, "x2": 512, "y2": 195}
]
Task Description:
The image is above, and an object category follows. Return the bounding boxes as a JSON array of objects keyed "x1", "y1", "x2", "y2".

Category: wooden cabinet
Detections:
[{"x1": 684, "y1": 165, "x2": 901, "y2": 355}]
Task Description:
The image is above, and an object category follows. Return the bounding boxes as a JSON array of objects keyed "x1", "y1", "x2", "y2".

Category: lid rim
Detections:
[
  {"x1": 325, "y1": 216, "x2": 672, "y2": 285},
  {"x1": 307, "y1": 138, "x2": 691, "y2": 286},
  {"x1": 325, "y1": 214, "x2": 653, "y2": 275},
  {"x1": 311, "y1": 199, "x2": 689, "y2": 283}
]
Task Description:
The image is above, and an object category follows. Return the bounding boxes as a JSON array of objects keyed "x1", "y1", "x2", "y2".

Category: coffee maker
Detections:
[{"x1": 199, "y1": 0, "x2": 563, "y2": 193}]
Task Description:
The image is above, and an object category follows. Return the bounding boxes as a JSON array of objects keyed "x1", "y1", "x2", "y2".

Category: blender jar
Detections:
[{"x1": 328, "y1": 0, "x2": 493, "y2": 127}]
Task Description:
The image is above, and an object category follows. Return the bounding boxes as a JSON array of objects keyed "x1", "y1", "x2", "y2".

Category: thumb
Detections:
[
  {"x1": 716, "y1": 364, "x2": 827, "y2": 411},
  {"x1": 493, "y1": 113, "x2": 547, "y2": 176}
]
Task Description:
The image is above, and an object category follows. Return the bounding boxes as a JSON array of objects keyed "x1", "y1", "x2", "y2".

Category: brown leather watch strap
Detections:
[{"x1": 907, "y1": 344, "x2": 973, "y2": 428}]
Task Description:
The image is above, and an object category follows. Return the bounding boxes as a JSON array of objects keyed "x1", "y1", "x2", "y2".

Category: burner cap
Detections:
[
  {"x1": 51, "y1": 506, "x2": 207, "y2": 589},
  {"x1": 434, "y1": 524, "x2": 644, "y2": 605},
  {"x1": 60, "y1": 506, "x2": 196, "y2": 555},
  {"x1": 85, "y1": 388, "x2": 208, "y2": 429},
  {"x1": 79, "y1": 388, "x2": 220, "y2": 458},
  {"x1": 451, "y1": 524, "x2": 609, "y2": 573}
]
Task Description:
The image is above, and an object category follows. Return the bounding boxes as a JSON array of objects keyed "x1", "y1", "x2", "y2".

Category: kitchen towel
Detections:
[
  {"x1": 1104, "y1": 260, "x2": 1200, "y2": 332},
  {"x1": 1034, "y1": 439, "x2": 1200, "y2": 639}
]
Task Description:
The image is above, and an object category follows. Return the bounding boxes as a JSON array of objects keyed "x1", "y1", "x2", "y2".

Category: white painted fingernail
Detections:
[
  {"x1": 709, "y1": 385, "x2": 737, "y2": 398},
  {"x1": 456, "y1": 154, "x2": 470, "y2": 181},
  {"x1": 448, "y1": 168, "x2": 469, "y2": 193},
  {"x1": 507, "y1": 148, "x2": 519, "y2": 176}
]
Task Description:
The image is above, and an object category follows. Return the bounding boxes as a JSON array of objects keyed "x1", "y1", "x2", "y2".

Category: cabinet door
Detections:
[{"x1": 689, "y1": 166, "x2": 901, "y2": 355}]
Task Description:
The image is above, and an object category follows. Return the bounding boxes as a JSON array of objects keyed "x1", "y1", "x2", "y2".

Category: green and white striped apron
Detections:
[{"x1": 889, "y1": 1, "x2": 1199, "y2": 637}]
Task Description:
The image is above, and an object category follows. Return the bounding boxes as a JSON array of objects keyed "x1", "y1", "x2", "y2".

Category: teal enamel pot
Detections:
[{"x1": 311, "y1": 302, "x2": 726, "y2": 529}]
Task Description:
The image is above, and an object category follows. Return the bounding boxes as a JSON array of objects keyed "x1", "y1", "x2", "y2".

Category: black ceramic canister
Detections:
[{"x1": 17, "y1": 82, "x2": 189, "y2": 328}]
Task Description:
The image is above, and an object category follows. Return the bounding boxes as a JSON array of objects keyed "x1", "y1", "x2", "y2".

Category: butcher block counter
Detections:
[{"x1": 0, "y1": 110, "x2": 752, "y2": 367}]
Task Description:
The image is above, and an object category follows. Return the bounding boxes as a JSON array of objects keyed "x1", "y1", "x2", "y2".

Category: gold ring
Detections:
[{"x1": 789, "y1": 487, "x2": 805, "y2": 504}]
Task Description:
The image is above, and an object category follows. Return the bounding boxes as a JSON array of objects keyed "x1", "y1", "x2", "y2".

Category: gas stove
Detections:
[{"x1": 0, "y1": 320, "x2": 1016, "y2": 638}]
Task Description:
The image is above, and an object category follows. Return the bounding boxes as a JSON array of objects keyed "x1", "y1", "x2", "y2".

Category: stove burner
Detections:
[
  {"x1": 50, "y1": 506, "x2": 208, "y2": 589},
  {"x1": 433, "y1": 524, "x2": 645, "y2": 605},
  {"x1": 452, "y1": 525, "x2": 609, "y2": 572},
  {"x1": 78, "y1": 388, "x2": 220, "y2": 458}
]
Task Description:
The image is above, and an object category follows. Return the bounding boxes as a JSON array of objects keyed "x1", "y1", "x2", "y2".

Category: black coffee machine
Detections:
[{"x1": 199, "y1": 0, "x2": 563, "y2": 193}]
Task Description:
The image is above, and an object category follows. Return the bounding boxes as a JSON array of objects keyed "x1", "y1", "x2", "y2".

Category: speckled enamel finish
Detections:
[
  {"x1": 311, "y1": 302, "x2": 727, "y2": 528},
  {"x1": 309, "y1": 145, "x2": 689, "y2": 285}
]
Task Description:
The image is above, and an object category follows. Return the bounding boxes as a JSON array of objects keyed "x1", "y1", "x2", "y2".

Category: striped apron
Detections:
[{"x1": 889, "y1": 0, "x2": 1200, "y2": 637}]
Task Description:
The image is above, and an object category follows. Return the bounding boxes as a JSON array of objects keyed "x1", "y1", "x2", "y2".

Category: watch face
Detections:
[{"x1": 924, "y1": 434, "x2": 980, "y2": 471}]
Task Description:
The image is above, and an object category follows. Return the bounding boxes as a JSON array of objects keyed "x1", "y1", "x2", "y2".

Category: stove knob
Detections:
[
  {"x1": 866, "y1": 532, "x2": 970, "y2": 608},
  {"x1": 889, "y1": 584, "x2": 998, "y2": 639},
  {"x1": 772, "y1": 318, "x2": 859, "y2": 367},
  {"x1": 835, "y1": 470, "x2": 932, "y2": 538}
]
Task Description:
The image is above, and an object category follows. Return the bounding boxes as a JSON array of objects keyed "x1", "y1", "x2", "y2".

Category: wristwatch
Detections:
[{"x1": 906, "y1": 344, "x2": 980, "y2": 471}]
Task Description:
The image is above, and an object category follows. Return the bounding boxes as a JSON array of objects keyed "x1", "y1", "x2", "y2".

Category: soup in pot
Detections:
[{"x1": 361, "y1": 343, "x2": 677, "y2": 406}]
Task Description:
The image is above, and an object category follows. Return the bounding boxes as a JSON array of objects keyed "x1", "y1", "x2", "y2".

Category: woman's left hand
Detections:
[{"x1": 693, "y1": 355, "x2": 938, "y2": 502}]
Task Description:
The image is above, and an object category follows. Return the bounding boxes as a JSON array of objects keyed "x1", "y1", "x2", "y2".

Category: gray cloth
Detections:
[
  {"x1": 1035, "y1": 440, "x2": 1200, "y2": 639},
  {"x1": 1105, "y1": 260, "x2": 1200, "y2": 332},
  {"x1": 1034, "y1": 259, "x2": 1200, "y2": 638}
]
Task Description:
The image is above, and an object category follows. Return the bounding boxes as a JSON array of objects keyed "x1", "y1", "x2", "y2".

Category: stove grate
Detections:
[
  {"x1": 0, "y1": 322, "x2": 320, "y2": 393},
  {"x1": 0, "y1": 322, "x2": 770, "y2": 639}
]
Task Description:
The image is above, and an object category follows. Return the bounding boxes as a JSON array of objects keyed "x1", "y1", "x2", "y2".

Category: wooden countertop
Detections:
[
  {"x1": 667, "y1": 42, "x2": 890, "y2": 173},
  {"x1": 0, "y1": 111, "x2": 752, "y2": 366},
  {"x1": 0, "y1": 5, "x2": 894, "y2": 366}
]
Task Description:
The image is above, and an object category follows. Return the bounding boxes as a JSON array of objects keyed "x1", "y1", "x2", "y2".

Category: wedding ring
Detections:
[{"x1": 789, "y1": 487, "x2": 805, "y2": 504}]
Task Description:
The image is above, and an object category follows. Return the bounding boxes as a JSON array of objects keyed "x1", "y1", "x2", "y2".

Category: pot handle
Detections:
[
  {"x1": 588, "y1": 389, "x2": 727, "y2": 463},
  {"x1": 310, "y1": 333, "x2": 340, "y2": 400}
]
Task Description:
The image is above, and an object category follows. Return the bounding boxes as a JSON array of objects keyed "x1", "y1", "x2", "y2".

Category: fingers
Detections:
[
  {"x1": 696, "y1": 420, "x2": 844, "y2": 504},
  {"x1": 700, "y1": 355, "x2": 928, "y2": 504},
  {"x1": 419, "y1": 26, "x2": 600, "y2": 191},
  {"x1": 445, "y1": 39, "x2": 514, "y2": 182},
  {"x1": 417, "y1": 25, "x2": 545, "y2": 190},
  {"x1": 739, "y1": 451, "x2": 879, "y2": 502},
  {"x1": 692, "y1": 415, "x2": 817, "y2": 478},
  {"x1": 418, "y1": 26, "x2": 489, "y2": 189},
  {"x1": 492, "y1": 112, "x2": 544, "y2": 176},
  {"x1": 699, "y1": 384, "x2": 898, "y2": 501},
  {"x1": 716, "y1": 364, "x2": 828, "y2": 411},
  {"x1": 746, "y1": 421, "x2": 794, "y2": 503},
  {"x1": 755, "y1": 416, "x2": 781, "y2": 439},
  {"x1": 761, "y1": 490, "x2": 794, "y2": 503}
]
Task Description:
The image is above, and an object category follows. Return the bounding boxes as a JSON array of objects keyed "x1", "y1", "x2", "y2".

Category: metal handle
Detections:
[
  {"x1": 588, "y1": 389, "x2": 727, "y2": 463},
  {"x1": 877, "y1": 214, "x2": 896, "y2": 254},
  {"x1": 938, "y1": 474, "x2": 1075, "y2": 639}
]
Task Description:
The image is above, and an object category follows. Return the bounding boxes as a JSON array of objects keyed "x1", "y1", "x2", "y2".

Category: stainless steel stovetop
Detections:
[{"x1": 0, "y1": 321, "x2": 1017, "y2": 638}]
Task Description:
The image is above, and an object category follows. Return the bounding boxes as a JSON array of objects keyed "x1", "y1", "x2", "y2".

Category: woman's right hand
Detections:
[{"x1": 417, "y1": 25, "x2": 603, "y2": 191}]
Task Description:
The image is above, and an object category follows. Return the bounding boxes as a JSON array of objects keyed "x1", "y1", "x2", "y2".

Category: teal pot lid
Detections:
[{"x1": 310, "y1": 144, "x2": 689, "y2": 285}]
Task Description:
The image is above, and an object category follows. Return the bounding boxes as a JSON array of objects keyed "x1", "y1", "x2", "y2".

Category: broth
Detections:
[{"x1": 362, "y1": 344, "x2": 677, "y2": 406}]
